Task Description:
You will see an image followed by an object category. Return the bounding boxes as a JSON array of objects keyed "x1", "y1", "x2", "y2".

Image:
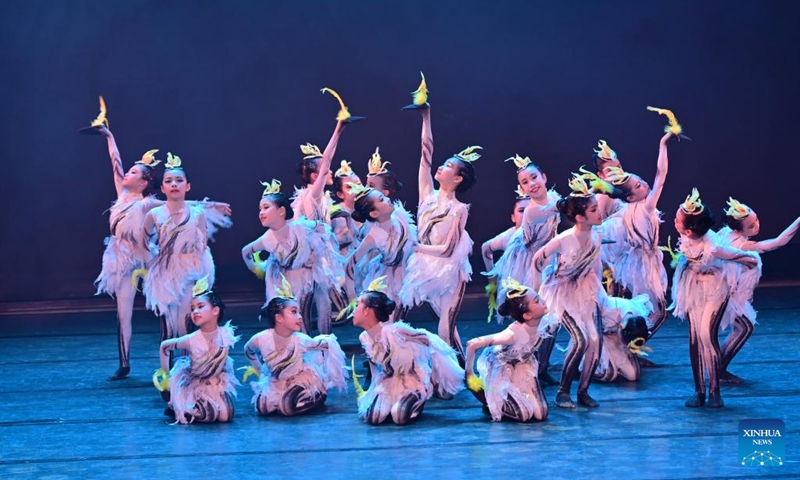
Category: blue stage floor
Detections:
[{"x1": 1, "y1": 287, "x2": 798, "y2": 479}]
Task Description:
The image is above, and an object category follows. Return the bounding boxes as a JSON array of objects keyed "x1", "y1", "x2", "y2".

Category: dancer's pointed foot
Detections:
[{"x1": 637, "y1": 357, "x2": 658, "y2": 368}]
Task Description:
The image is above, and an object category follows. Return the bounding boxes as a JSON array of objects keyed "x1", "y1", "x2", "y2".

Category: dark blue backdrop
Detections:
[{"x1": 2, "y1": 1, "x2": 798, "y2": 302}]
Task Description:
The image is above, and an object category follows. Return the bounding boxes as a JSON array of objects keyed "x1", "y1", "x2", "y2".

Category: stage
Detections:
[{"x1": 1, "y1": 287, "x2": 797, "y2": 479}]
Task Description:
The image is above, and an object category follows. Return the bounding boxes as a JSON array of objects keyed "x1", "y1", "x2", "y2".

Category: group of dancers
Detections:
[{"x1": 87, "y1": 75, "x2": 800, "y2": 425}]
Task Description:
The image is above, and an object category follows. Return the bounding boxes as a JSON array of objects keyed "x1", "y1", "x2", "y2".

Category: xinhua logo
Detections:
[{"x1": 739, "y1": 419, "x2": 785, "y2": 466}]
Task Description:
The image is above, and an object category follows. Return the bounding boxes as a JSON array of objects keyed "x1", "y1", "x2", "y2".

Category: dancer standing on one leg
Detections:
[
  {"x1": 83, "y1": 97, "x2": 230, "y2": 380},
  {"x1": 717, "y1": 198, "x2": 800, "y2": 383},
  {"x1": 242, "y1": 277, "x2": 347, "y2": 417},
  {"x1": 465, "y1": 277, "x2": 550, "y2": 422},
  {"x1": 532, "y1": 171, "x2": 608, "y2": 409},
  {"x1": 670, "y1": 189, "x2": 758, "y2": 408},
  {"x1": 398, "y1": 105, "x2": 477, "y2": 357}
]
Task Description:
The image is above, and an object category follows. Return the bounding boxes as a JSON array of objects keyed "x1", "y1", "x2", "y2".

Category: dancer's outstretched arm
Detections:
[
  {"x1": 741, "y1": 217, "x2": 800, "y2": 253},
  {"x1": 98, "y1": 125, "x2": 124, "y2": 197},
  {"x1": 418, "y1": 108, "x2": 435, "y2": 201},
  {"x1": 645, "y1": 132, "x2": 673, "y2": 211},
  {"x1": 309, "y1": 121, "x2": 345, "y2": 203}
]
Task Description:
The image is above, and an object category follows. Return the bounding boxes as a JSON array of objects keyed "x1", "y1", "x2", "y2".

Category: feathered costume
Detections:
[
  {"x1": 670, "y1": 229, "x2": 734, "y2": 405},
  {"x1": 355, "y1": 202, "x2": 417, "y2": 302},
  {"x1": 168, "y1": 321, "x2": 240, "y2": 424},
  {"x1": 400, "y1": 192, "x2": 473, "y2": 306},
  {"x1": 248, "y1": 330, "x2": 347, "y2": 416},
  {"x1": 95, "y1": 194, "x2": 157, "y2": 296},
  {"x1": 717, "y1": 226, "x2": 762, "y2": 331},
  {"x1": 593, "y1": 293, "x2": 653, "y2": 383},
  {"x1": 331, "y1": 205, "x2": 361, "y2": 303},
  {"x1": 143, "y1": 205, "x2": 230, "y2": 336},
  {"x1": 610, "y1": 202, "x2": 668, "y2": 329},
  {"x1": 358, "y1": 321, "x2": 464, "y2": 425},
  {"x1": 254, "y1": 219, "x2": 345, "y2": 333},
  {"x1": 486, "y1": 190, "x2": 560, "y2": 321},
  {"x1": 537, "y1": 227, "x2": 604, "y2": 404},
  {"x1": 477, "y1": 321, "x2": 550, "y2": 422}
]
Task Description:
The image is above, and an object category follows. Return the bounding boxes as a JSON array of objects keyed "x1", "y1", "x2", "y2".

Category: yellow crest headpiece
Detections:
[
  {"x1": 335, "y1": 160, "x2": 354, "y2": 178},
  {"x1": 515, "y1": 185, "x2": 529, "y2": 198},
  {"x1": 275, "y1": 274, "x2": 295, "y2": 300},
  {"x1": 602, "y1": 166, "x2": 630, "y2": 186},
  {"x1": 346, "y1": 182, "x2": 373, "y2": 202},
  {"x1": 411, "y1": 71, "x2": 429, "y2": 106},
  {"x1": 365, "y1": 275, "x2": 388, "y2": 293},
  {"x1": 260, "y1": 179, "x2": 282, "y2": 196},
  {"x1": 90, "y1": 95, "x2": 109, "y2": 128},
  {"x1": 568, "y1": 167, "x2": 613, "y2": 197},
  {"x1": 321, "y1": 87, "x2": 352, "y2": 122},
  {"x1": 164, "y1": 152, "x2": 182, "y2": 170},
  {"x1": 367, "y1": 147, "x2": 391, "y2": 176},
  {"x1": 454, "y1": 146, "x2": 483, "y2": 163},
  {"x1": 136, "y1": 149, "x2": 162, "y2": 168},
  {"x1": 725, "y1": 197, "x2": 751, "y2": 220},
  {"x1": 300, "y1": 143, "x2": 323, "y2": 160},
  {"x1": 504, "y1": 154, "x2": 532, "y2": 171},
  {"x1": 646, "y1": 106, "x2": 683, "y2": 136},
  {"x1": 192, "y1": 276, "x2": 212, "y2": 298},
  {"x1": 594, "y1": 140, "x2": 617, "y2": 161},
  {"x1": 681, "y1": 188, "x2": 704, "y2": 215},
  {"x1": 501, "y1": 277, "x2": 531, "y2": 299}
]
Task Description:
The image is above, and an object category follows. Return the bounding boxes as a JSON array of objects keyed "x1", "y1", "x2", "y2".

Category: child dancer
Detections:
[
  {"x1": 717, "y1": 198, "x2": 800, "y2": 383},
  {"x1": 670, "y1": 189, "x2": 758, "y2": 408},
  {"x1": 155, "y1": 278, "x2": 239, "y2": 424},
  {"x1": 92, "y1": 124, "x2": 161, "y2": 381},
  {"x1": 330, "y1": 161, "x2": 363, "y2": 310},
  {"x1": 591, "y1": 140, "x2": 625, "y2": 219},
  {"x1": 142, "y1": 153, "x2": 231, "y2": 353},
  {"x1": 365, "y1": 147, "x2": 404, "y2": 199},
  {"x1": 593, "y1": 292, "x2": 653, "y2": 383},
  {"x1": 533, "y1": 172, "x2": 607, "y2": 409},
  {"x1": 87, "y1": 106, "x2": 230, "y2": 380},
  {"x1": 352, "y1": 277, "x2": 464, "y2": 426},
  {"x1": 398, "y1": 107, "x2": 477, "y2": 357},
  {"x1": 348, "y1": 183, "x2": 416, "y2": 321},
  {"x1": 600, "y1": 130, "x2": 674, "y2": 335},
  {"x1": 241, "y1": 180, "x2": 344, "y2": 334},
  {"x1": 465, "y1": 278, "x2": 550, "y2": 422},
  {"x1": 242, "y1": 276, "x2": 347, "y2": 416}
]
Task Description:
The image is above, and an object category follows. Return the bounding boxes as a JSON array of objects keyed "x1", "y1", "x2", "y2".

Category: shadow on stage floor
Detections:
[{"x1": 1, "y1": 287, "x2": 798, "y2": 479}]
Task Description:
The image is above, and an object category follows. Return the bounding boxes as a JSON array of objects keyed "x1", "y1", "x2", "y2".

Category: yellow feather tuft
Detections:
[
  {"x1": 366, "y1": 275, "x2": 388, "y2": 293},
  {"x1": 647, "y1": 106, "x2": 683, "y2": 135},
  {"x1": 725, "y1": 197, "x2": 752, "y2": 220},
  {"x1": 275, "y1": 273, "x2": 295, "y2": 299},
  {"x1": 351, "y1": 355, "x2": 367, "y2": 399},
  {"x1": 455, "y1": 146, "x2": 483, "y2": 163},
  {"x1": 321, "y1": 87, "x2": 352, "y2": 122},
  {"x1": 152, "y1": 368, "x2": 170, "y2": 392},
  {"x1": 260, "y1": 179, "x2": 282, "y2": 196},
  {"x1": 192, "y1": 276, "x2": 211, "y2": 298},
  {"x1": 501, "y1": 276, "x2": 530, "y2": 299},
  {"x1": 485, "y1": 282, "x2": 498, "y2": 323},
  {"x1": 165, "y1": 152, "x2": 182, "y2": 169},
  {"x1": 90, "y1": 95, "x2": 109, "y2": 128},
  {"x1": 411, "y1": 71, "x2": 428, "y2": 106},
  {"x1": 136, "y1": 149, "x2": 162, "y2": 168},
  {"x1": 237, "y1": 365, "x2": 260, "y2": 382},
  {"x1": 131, "y1": 268, "x2": 148, "y2": 291},
  {"x1": 467, "y1": 374, "x2": 484, "y2": 392}
]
